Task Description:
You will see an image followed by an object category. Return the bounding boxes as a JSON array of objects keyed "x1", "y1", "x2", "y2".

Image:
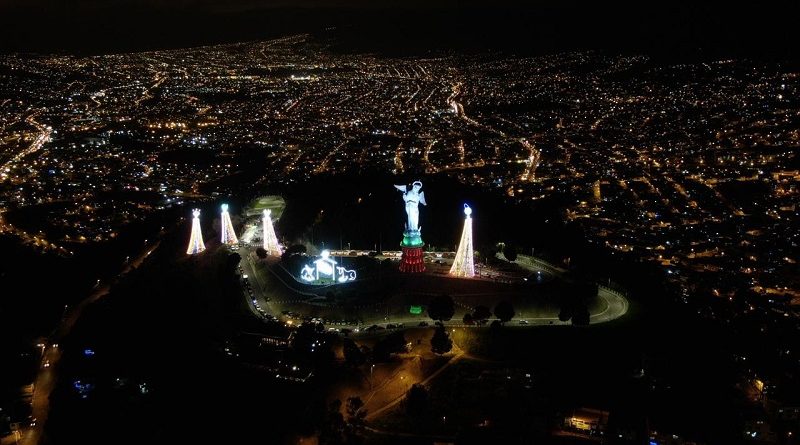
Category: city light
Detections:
[{"x1": 2, "y1": 24, "x2": 799, "y2": 445}]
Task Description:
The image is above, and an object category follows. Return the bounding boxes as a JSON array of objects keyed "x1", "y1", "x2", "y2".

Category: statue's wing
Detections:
[
  {"x1": 394, "y1": 184, "x2": 407, "y2": 192},
  {"x1": 419, "y1": 192, "x2": 427, "y2": 206}
]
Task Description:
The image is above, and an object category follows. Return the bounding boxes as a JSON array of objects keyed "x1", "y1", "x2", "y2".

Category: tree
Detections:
[
  {"x1": 372, "y1": 331, "x2": 407, "y2": 362},
  {"x1": 494, "y1": 301, "x2": 515, "y2": 323},
  {"x1": 477, "y1": 243, "x2": 498, "y2": 264},
  {"x1": 558, "y1": 305, "x2": 572, "y2": 322},
  {"x1": 431, "y1": 325, "x2": 453, "y2": 355},
  {"x1": 282, "y1": 243, "x2": 307, "y2": 261},
  {"x1": 225, "y1": 252, "x2": 241, "y2": 273},
  {"x1": 255, "y1": 247, "x2": 267, "y2": 259},
  {"x1": 462, "y1": 313, "x2": 474, "y2": 325},
  {"x1": 427, "y1": 294, "x2": 455, "y2": 322},
  {"x1": 405, "y1": 384, "x2": 429, "y2": 417},
  {"x1": 320, "y1": 399, "x2": 346, "y2": 445},
  {"x1": 503, "y1": 244, "x2": 518, "y2": 262},
  {"x1": 287, "y1": 244, "x2": 307, "y2": 255},
  {"x1": 472, "y1": 305, "x2": 492, "y2": 323},
  {"x1": 346, "y1": 396, "x2": 366, "y2": 424},
  {"x1": 572, "y1": 305, "x2": 590, "y2": 326},
  {"x1": 343, "y1": 338, "x2": 366, "y2": 367},
  {"x1": 560, "y1": 282, "x2": 595, "y2": 325},
  {"x1": 345, "y1": 396, "x2": 367, "y2": 444}
]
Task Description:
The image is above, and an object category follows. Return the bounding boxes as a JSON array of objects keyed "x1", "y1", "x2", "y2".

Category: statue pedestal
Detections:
[{"x1": 399, "y1": 245, "x2": 426, "y2": 273}]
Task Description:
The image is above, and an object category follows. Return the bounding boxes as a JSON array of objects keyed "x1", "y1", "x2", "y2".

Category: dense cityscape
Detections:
[
  {"x1": 2, "y1": 35, "x2": 797, "y2": 304},
  {"x1": 1, "y1": 28, "x2": 799, "y2": 445}
]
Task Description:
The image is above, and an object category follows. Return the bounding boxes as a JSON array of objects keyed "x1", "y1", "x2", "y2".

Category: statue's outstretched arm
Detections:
[
  {"x1": 419, "y1": 192, "x2": 427, "y2": 206},
  {"x1": 394, "y1": 184, "x2": 407, "y2": 193}
]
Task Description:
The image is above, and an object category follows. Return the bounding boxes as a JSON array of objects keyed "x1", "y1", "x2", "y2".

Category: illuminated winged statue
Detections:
[{"x1": 394, "y1": 180, "x2": 426, "y2": 233}]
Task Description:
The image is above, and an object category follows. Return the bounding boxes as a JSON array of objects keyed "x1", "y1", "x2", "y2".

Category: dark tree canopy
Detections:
[
  {"x1": 477, "y1": 242, "x2": 498, "y2": 264},
  {"x1": 427, "y1": 294, "x2": 455, "y2": 322},
  {"x1": 503, "y1": 244, "x2": 518, "y2": 262},
  {"x1": 559, "y1": 282, "x2": 595, "y2": 325},
  {"x1": 462, "y1": 313, "x2": 474, "y2": 325},
  {"x1": 343, "y1": 338, "x2": 366, "y2": 367},
  {"x1": 494, "y1": 301, "x2": 515, "y2": 323},
  {"x1": 226, "y1": 252, "x2": 241, "y2": 273},
  {"x1": 405, "y1": 384, "x2": 429, "y2": 417},
  {"x1": 345, "y1": 396, "x2": 367, "y2": 444},
  {"x1": 472, "y1": 305, "x2": 492, "y2": 322},
  {"x1": 319, "y1": 399, "x2": 346, "y2": 445},
  {"x1": 431, "y1": 325, "x2": 453, "y2": 355},
  {"x1": 346, "y1": 396, "x2": 366, "y2": 422},
  {"x1": 287, "y1": 244, "x2": 307, "y2": 255},
  {"x1": 572, "y1": 305, "x2": 590, "y2": 326},
  {"x1": 255, "y1": 247, "x2": 267, "y2": 259},
  {"x1": 373, "y1": 331, "x2": 407, "y2": 362},
  {"x1": 282, "y1": 244, "x2": 307, "y2": 262}
]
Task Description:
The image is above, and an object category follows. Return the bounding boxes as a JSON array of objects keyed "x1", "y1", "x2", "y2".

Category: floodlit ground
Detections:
[{"x1": 244, "y1": 195, "x2": 286, "y2": 218}]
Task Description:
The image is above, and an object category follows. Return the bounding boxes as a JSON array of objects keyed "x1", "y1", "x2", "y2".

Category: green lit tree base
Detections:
[{"x1": 401, "y1": 230, "x2": 424, "y2": 248}]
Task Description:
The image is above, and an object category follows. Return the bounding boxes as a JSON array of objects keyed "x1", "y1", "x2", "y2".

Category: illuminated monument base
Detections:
[
  {"x1": 400, "y1": 246, "x2": 426, "y2": 273},
  {"x1": 395, "y1": 181, "x2": 427, "y2": 273},
  {"x1": 399, "y1": 230, "x2": 426, "y2": 273}
]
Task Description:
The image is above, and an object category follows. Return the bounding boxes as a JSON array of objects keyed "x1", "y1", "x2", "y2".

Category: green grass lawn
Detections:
[{"x1": 244, "y1": 195, "x2": 286, "y2": 218}]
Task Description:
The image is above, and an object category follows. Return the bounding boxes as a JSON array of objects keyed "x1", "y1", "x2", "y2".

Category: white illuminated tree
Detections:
[
  {"x1": 220, "y1": 203, "x2": 238, "y2": 245},
  {"x1": 186, "y1": 209, "x2": 206, "y2": 255},
  {"x1": 449, "y1": 204, "x2": 475, "y2": 278},
  {"x1": 262, "y1": 209, "x2": 282, "y2": 256}
]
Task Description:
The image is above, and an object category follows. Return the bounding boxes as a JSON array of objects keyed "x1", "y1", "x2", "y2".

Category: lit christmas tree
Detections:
[
  {"x1": 262, "y1": 209, "x2": 282, "y2": 256},
  {"x1": 449, "y1": 204, "x2": 475, "y2": 278},
  {"x1": 186, "y1": 209, "x2": 206, "y2": 255},
  {"x1": 220, "y1": 203, "x2": 238, "y2": 245}
]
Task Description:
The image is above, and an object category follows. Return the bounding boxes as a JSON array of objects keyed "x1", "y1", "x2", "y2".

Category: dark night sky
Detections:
[{"x1": 0, "y1": 1, "x2": 797, "y2": 59}]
